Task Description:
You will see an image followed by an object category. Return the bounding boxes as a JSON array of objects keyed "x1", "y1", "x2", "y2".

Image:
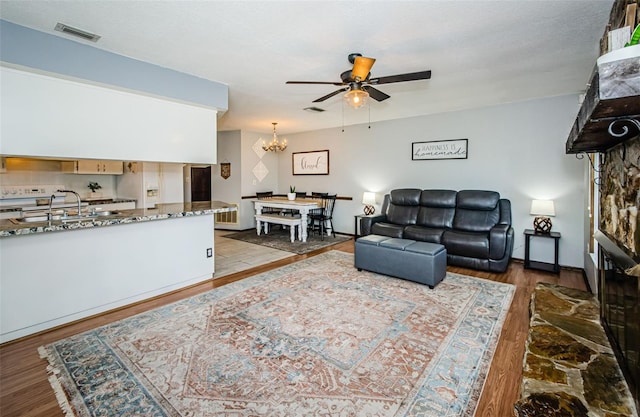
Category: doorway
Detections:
[{"x1": 191, "y1": 166, "x2": 211, "y2": 202}]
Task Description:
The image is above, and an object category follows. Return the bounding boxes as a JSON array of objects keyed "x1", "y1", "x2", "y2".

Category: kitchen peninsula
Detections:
[{"x1": 0, "y1": 201, "x2": 236, "y2": 343}]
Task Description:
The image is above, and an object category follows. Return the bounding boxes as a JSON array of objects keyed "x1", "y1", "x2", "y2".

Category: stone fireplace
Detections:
[
  {"x1": 597, "y1": 136, "x2": 640, "y2": 413},
  {"x1": 600, "y1": 137, "x2": 640, "y2": 258}
]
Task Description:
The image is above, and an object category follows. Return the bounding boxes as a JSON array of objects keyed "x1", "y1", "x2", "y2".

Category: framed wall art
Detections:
[
  {"x1": 292, "y1": 149, "x2": 330, "y2": 175},
  {"x1": 412, "y1": 139, "x2": 468, "y2": 160},
  {"x1": 220, "y1": 162, "x2": 231, "y2": 179}
]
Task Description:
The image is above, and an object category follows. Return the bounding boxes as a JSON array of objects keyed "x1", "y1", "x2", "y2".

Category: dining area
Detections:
[{"x1": 252, "y1": 191, "x2": 337, "y2": 243}]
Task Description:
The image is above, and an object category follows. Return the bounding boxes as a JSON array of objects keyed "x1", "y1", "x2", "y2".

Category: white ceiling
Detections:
[{"x1": 0, "y1": 0, "x2": 613, "y2": 135}]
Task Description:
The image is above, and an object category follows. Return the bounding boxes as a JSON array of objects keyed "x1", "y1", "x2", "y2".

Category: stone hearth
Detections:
[{"x1": 514, "y1": 283, "x2": 637, "y2": 417}]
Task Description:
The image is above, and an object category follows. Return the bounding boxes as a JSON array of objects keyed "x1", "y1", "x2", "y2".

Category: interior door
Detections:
[{"x1": 191, "y1": 166, "x2": 211, "y2": 202}]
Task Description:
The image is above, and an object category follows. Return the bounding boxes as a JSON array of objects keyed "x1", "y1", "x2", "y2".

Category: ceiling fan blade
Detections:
[
  {"x1": 312, "y1": 87, "x2": 349, "y2": 103},
  {"x1": 351, "y1": 56, "x2": 376, "y2": 81},
  {"x1": 368, "y1": 70, "x2": 431, "y2": 85},
  {"x1": 286, "y1": 81, "x2": 345, "y2": 86},
  {"x1": 362, "y1": 86, "x2": 390, "y2": 102}
]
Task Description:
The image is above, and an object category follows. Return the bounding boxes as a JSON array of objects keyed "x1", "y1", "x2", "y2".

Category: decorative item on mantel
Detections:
[
  {"x1": 530, "y1": 199, "x2": 555, "y2": 233},
  {"x1": 362, "y1": 192, "x2": 376, "y2": 215},
  {"x1": 287, "y1": 186, "x2": 296, "y2": 200},
  {"x1": 262, "y1": 122, "x2": 287, "y2": 152},
  {"x1": 87, "y1": 181, "x2": 102, "y2": 199}
]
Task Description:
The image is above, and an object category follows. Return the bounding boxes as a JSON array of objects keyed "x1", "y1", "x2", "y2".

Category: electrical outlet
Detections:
[{"x1": 206, "y1": 248, "x2": 213, "y2": 258}]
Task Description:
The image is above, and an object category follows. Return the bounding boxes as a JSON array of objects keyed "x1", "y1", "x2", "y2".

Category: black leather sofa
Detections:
[{"x1": 359, "y1": 189, "x2": 514, "y2": 272}]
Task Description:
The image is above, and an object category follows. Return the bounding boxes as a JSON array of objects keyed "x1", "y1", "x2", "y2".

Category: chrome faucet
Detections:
[
  {"x1": 48, "y1": 190, "x2": 82, "y2": 224},
  {"x1": 47, "y1": 194, "x2": 56, "y2": 225}
]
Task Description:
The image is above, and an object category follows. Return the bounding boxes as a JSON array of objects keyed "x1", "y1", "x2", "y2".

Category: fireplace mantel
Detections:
[{"x1": 565, "y1": 46, "x2": 640, "y2": 154}]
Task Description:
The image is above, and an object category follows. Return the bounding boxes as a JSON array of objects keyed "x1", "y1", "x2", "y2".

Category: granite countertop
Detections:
[{"x1": 0, "y1": 201, "x2": 236, "y2": 238}]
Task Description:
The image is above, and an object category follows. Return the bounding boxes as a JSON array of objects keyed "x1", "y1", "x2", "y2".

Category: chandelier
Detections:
[{"x1": 262, "y1": 122, "x2": 287, "y2": 152}]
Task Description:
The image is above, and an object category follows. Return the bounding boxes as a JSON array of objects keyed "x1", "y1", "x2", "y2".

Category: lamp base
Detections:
[
  {"x1": 363, "y1": 205, "x2": 375, "y2": 215},
  {"x1": 533, "y1": 216, "x2": 552, "y2": 233}
]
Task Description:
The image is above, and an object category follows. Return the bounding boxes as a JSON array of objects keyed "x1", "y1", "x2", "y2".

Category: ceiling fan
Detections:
[{"x1": 286, "y1": 53, "x2": 431, "y2": 108}]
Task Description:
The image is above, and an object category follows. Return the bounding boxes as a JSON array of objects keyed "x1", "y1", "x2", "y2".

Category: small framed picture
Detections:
[
  {"x1": 412, "y1": 139, "x2": 468, "y2": 160},
  {"x1": 292, "y1": 150, "x2": 330, "y2": 175}
]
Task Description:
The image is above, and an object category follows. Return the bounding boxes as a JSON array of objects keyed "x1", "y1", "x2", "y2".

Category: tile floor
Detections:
[{"x1": 213, "y1": 229, "x2": 294, "y2": 278}]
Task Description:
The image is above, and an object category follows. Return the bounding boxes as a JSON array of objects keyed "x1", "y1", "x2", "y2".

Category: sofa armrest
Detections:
[
  {"x1": 360, "y1": 215, "x2": 387, "y2": 236},
  {"x1": 489, "y1": 224, "x2": 512, "y2": 259}
]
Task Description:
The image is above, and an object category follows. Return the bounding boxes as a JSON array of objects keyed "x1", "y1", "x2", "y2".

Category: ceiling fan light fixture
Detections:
[
  {"x1": 344, "y1": 89, "x2": 369, "y2": 109},
  {"x1": 351, "y1": 56, "x2": 375, "y2": 81}
]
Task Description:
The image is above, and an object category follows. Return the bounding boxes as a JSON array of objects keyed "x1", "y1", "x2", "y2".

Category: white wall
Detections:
[
  {"x1": 239, "y1": 130, "x2": 281, "y2": 229},
  {"x1": 277, "y1": 94, "x2": 585, "y2": 268},
  {"x1": 211, "y1": 131, "x2": 242, "y2": 229},
  {"x1": 211, "y1": 130, "x2": 282, "y2": 230}
]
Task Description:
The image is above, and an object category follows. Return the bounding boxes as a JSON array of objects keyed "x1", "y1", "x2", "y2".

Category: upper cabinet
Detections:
[
  {"x1": 0, "y1": 67, "x2": 218, "y2": 164},
  {"x1": 61, "y1": 160, "x2": 124, "y2": 175}
]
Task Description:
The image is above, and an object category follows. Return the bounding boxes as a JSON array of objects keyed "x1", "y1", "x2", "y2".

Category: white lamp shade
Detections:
[
  {"x1": 362, "y1": 192, "x2": 376, "y2": 205},
  {"x1": 530, "y1": 200, "x2": 555, "y2": 216},
  {"x1": 344, "y1": 89, "x2": 369, "y2": 109}
]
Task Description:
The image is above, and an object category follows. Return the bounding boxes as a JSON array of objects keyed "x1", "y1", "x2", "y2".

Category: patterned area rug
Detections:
[
  {"x1": 40, "y1": 251, "x2": 514, "y2": 417},
  {"x1": 224, "y1": 227, "x2": 351, "y2": 254}
]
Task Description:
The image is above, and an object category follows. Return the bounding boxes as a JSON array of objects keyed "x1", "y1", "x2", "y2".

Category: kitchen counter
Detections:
[
  {"x1": 0, "y1": 201, "x2": 236, "y2": 238},
  {"x1": 1, "y1": 200, "x2": 236, "y2": 342}
]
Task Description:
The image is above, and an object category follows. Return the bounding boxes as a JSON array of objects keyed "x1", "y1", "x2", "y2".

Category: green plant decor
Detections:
[
  {"x1": 289, "y1": 186, "x2": 296, "y2": 193},
  {"x1": 88, "y1": 182, "x2": 102, "y2": 192},
  {"x1": 625, "y1": 24, "x2": 640, "y2": 47}
]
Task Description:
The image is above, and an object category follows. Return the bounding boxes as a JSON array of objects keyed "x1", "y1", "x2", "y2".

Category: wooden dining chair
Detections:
[
  {"x1": 256, "y1": 191, "x2": 280, "y2": 214},
  {"x1": 308, "y1": 194, "x2": 337, "y2": 240}
]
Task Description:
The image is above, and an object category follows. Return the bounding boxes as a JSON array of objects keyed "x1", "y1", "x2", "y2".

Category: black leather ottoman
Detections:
[{"x1": 354, "y1": 234, "x2": 447, "y2": 288}]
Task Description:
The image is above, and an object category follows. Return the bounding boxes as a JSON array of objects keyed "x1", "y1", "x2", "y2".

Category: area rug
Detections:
[
  {"x1": 224, "y1": 227, "x2": 351, "y2": 254},
  {"x1": 40, "y1": 251, "x2": 514, "y2": 417}
]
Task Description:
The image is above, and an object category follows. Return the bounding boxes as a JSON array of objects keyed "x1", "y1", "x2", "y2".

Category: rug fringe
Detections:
[{"x1": 38, "y1": 346, "x2": 77, "y2": 417}]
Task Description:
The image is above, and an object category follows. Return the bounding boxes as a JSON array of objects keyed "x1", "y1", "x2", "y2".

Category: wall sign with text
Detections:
[
  {"x1": 412, "y1": 139, "x2": 468, "y2": 160},
  {"x1": 292, "y1": 150, "x2": 330, "y2": 175}
]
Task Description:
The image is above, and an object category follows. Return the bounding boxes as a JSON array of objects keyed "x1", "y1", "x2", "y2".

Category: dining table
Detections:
[{"x1": 252, "y1": 197, "x2": 323, "y2": 242}]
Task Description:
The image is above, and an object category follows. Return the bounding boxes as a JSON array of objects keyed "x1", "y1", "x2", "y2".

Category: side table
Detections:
[
  {"x1": 354, "y1": 214, "x2": 376, "y2": 239},
  {"x1": 524, "y1": 229, "x2": 561, "y2": 273}
]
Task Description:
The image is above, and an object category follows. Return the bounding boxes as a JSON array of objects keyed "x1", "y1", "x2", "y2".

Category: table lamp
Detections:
[
  {"x1": 530, "y1": 199, "x2": 555, "y2": 233},
  {"x1": 362, "y1": 192, "x2": 376, "y2": 215}
]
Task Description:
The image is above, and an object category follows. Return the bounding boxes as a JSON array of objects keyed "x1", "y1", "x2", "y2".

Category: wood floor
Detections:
[{"x1": 0, "y1": 238, "x2": 587, "y2": 417}]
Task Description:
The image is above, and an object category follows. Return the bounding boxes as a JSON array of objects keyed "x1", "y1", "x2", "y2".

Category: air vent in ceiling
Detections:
[
  {"x1": 303, "y1": 106, "x2": 325, "y2": 113},
  {"x1": 54, "y1": 23, "x2": 101, "y2": 42}
]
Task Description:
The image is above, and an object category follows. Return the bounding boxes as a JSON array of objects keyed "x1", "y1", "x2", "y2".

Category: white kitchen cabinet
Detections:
[{"x1": 61, "y1": 160, "x2": 124, "y2": 175}]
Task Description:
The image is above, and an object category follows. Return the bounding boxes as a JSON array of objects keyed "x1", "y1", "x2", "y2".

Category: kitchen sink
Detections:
[
  {"x1": 92, "y1": 210, "x2": 119, "y2": 216},
  {"x1": 9, "y1": 211, "x2": 120, "y2": 224},
  {"x1": 11, "y1": 216, "x2": 61, "y2": 223}
]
